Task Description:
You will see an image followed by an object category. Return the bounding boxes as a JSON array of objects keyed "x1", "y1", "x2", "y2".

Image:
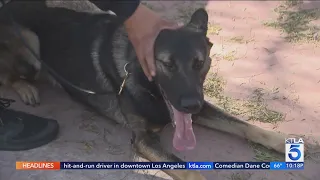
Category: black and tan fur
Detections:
[
  {"x1": 0, "y1": 24, "x2": 40, "y2": 105},
  {"x1": 0, "y1": 1, "x2": 290, "y2": 180}
]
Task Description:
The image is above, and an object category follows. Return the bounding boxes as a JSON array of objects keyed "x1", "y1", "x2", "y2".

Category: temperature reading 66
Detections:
[{"x1": 273, "y1": 163, "x2": 282, "y2": 169}]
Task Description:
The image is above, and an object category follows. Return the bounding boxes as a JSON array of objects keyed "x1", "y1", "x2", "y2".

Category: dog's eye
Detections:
[
  {"x1": 163, "y1": 61, "x2": 175, "y2": 70},
  {"x1": 193, "y1": 59, "x2": 204, "y2": 70}
]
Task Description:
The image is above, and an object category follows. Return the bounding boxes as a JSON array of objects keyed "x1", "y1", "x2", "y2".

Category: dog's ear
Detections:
[
  {"x1": 186, "y1": 8, "x2": 209, "y2": 35},
  {"x1": 201, "y1": 38, "x2": 213, "y2": 84}
]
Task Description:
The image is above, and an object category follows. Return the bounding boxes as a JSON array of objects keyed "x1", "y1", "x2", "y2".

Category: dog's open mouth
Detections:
[{"x1": 159, "y1": 85, "x2": 196, "y2": 151}]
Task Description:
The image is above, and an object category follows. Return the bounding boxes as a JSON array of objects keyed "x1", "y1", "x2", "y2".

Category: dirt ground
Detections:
[{"x1": 0, "y1": 1, "x2": 320, "y2": 180}]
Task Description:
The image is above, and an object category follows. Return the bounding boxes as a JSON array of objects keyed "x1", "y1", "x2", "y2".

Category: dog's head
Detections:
[{"x1": 154, "y1": 9, "x2": 212, "y2": 151}]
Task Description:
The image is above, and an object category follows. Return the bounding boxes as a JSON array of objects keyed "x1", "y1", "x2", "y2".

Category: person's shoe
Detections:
[{"x1": 0, "y1": 97, "x2": 59, "y2": 151}]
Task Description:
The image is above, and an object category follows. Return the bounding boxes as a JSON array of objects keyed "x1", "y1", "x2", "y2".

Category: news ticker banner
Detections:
[
  {"x1": 15, "y1": 138, "x2": 304, "y2": 171},
  {"x1": 16, "y1": 161, "x2": 304, "y2": 170}
]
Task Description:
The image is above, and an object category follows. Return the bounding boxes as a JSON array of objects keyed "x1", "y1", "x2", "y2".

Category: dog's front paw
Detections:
[{"x1": 12, "y1": 80, "x2": 40, "y2": 106}]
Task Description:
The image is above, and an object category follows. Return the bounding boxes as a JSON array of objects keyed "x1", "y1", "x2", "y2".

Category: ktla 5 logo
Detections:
[{"x1": 285, "y1": 138, "x2": 304, "y2": 162}]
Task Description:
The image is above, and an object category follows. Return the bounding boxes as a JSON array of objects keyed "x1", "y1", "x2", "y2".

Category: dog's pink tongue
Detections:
[{"x1": 172, "y1": 106, "x2": 196, "y2": 151}]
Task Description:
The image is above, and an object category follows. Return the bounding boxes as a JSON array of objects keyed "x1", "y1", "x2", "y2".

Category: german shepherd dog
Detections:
[{"x1": 0, "y1": 2, "x2": 289, "y2": 180}]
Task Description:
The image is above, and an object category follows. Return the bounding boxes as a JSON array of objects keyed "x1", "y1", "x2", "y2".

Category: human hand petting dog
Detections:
[{"x1": 124, "y1": 4, "x2": 180, "y2": 81}]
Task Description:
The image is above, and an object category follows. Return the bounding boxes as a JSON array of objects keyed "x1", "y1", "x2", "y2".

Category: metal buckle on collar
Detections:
[{"x1": 118, "y1": 62, "x2": 131, "y2": 95}]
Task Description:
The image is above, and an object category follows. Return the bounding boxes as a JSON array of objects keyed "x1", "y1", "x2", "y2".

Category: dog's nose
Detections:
[{"x1": 180, "y1": 97, "x2": 202, "y2": 113}]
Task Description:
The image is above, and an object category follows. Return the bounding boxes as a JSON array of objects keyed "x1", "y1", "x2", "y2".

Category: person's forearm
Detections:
[{"x1": 89, "y1": 0, "x2": 140, "y2": 22}]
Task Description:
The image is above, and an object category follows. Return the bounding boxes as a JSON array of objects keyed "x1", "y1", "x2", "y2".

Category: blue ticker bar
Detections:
[{"x1": 270, "y1": 162, "x2": 304, "y2": 170}]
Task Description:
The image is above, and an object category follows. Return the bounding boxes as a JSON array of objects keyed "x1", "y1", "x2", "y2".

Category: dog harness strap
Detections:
[{"x1": 89, "y1": 0, "x2": 140, "y2": 23}]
